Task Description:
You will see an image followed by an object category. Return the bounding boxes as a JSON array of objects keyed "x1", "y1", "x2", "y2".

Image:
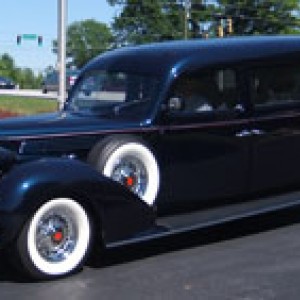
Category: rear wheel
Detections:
[
  {"x1": 14, "y1": 198, "x2": 91, "y2": 280},
  {"x1": 88, "y1": 136, "x2": 160, "y2": 206}
]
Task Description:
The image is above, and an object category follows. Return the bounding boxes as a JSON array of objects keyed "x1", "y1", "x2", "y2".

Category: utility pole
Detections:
[
  {"x1": 184, "y1": 0, "x2": 191, "y2": 39},
  {"x1": 58, "y1": 0, "x2": 67, "y2": 110}
]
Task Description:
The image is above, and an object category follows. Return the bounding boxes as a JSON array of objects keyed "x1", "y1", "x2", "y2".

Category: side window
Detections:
[
  {"x1": 252, "y1": 64, "x2": 300, "y2": 108},
  {"x1": 169, "y1": 68, "x2": 240, "y2": 114}
]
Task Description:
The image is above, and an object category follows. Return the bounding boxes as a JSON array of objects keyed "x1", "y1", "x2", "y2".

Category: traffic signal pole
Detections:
[
  {"x1": 58, "y1": 0, "x2": 67, "y2": 110},
  {"x1": 184, "y1": 0, "x2": 191, "y2": 40}
]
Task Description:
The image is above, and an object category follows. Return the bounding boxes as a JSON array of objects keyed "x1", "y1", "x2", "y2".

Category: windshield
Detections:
[{"x1": 68, "y1": 70, "x2": 159, "y2": 118}]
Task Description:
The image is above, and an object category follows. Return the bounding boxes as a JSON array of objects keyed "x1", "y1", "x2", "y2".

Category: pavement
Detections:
[{"x1": 1, "y1": 211, "x2": 300, "y2": 300}]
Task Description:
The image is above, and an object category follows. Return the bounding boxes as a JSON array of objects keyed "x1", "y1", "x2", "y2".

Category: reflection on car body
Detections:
[{"x1": 0, "y1": 36, "x2": 300, "y2": 280}]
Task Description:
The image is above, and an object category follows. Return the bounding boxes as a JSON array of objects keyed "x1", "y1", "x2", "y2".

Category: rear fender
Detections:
[{"x1": 0, "y1": 158, "x2": 155, "y2": 245}]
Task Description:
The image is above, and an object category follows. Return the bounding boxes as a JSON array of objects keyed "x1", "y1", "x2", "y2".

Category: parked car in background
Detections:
[
  {"x1": 0, "y1": 76, "x2": 16, "y2": 89},
  {"x1": 41, "y1": 69, "x2": 80, "y2": 93},
  {"x1": 0, "y1": 36, "x2": 300, "y2": 280}
]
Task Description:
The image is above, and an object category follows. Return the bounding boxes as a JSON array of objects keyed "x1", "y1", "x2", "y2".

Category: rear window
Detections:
[{"x1": 251, "y1": 64, "x2": 300, "y2": 108}]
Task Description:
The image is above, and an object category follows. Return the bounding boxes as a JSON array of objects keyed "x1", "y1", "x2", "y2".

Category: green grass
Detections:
[{"x1": 0, "y1": 96, "x2": 58, "y2": 116}]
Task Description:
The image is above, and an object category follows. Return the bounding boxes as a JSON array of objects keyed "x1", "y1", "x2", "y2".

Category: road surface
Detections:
[{"x1": 1, "y1": 210, "x2": 300, "y2": 299}]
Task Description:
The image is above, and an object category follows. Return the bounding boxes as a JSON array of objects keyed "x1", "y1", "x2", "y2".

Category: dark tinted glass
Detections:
[
  {"x1": 170, "y1": 69, "x2": 240, "y2": 114},
  {"x1": 252, "y1": 65, "x2": 300, "y2": 108}
]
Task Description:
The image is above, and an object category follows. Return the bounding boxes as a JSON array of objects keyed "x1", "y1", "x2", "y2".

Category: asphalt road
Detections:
[{"x1": 1, "y1": 211, "x2": 300, "y2": 300}]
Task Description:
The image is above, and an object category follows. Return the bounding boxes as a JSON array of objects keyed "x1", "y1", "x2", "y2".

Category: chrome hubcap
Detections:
[
  {"x1": 35, "y1": 211, "x2": 77, "y2": 263},
  {"x1": 111, "y1": 156, "x2": 148, "y2": 198}
]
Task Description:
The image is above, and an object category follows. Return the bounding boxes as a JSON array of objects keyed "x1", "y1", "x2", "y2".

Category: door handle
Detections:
[
  {"x1": 235, "y1": 129, "x2": 265, "y2": 137},
  {"x1": 235, "y1": 130, "x2": 252, "y2": 137},
  {"x1": 251, "y1": 129, "x2": 265, "y2": 136}
]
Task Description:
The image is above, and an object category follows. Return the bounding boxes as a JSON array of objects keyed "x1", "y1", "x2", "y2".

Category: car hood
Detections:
[{"x1": 0, "y1": 111, "x2": 142, "y2": 140}]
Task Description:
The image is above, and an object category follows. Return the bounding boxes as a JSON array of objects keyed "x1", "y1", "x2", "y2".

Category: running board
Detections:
[{"x1": 106, "y1": 191, "x2": 300, "y2": 248}]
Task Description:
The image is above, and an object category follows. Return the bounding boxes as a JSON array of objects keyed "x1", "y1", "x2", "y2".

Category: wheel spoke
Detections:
[
  {"x1": 111, "y1": 155, "x2": 148, "y2": 198},
  {"x1": 35, "y1": 211, "x2": 77, "y2": 263}
]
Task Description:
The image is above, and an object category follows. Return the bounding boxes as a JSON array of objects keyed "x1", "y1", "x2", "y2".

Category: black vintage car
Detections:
[{"x1": 0, "y1": 35, "x2": 300, "y2": 279}]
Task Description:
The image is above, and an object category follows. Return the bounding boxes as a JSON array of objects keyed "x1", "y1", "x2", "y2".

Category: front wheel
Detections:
[{"x1": 14, "y1": 198, "x2": 91, "y2": 280}]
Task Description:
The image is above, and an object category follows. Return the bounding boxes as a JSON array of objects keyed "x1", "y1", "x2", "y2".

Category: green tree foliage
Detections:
[
  {"x1": 0, "y1": 54, "x2": 16, "y2": 79},
  {"x1": 53, "y1": 19, "x2": 113, "y2": 68},
  {"x1": 108, "y1": 0, "x2": 300, "y2": 43},
  {"x1": 108, "y1": 0, "x2": 216, "y2": 45},
  {"x1": 217, "y1": 0, "x2": 300, "y2": 35},
  {"x1": 17, "y1": 68, "x2": 38, "y2": 89},
  {"x1": 108, "y1": 0, "x2": 182, "y2": 45},
  {"x1": 0, "y1": 54, "x2": 42, "y2": 89}
]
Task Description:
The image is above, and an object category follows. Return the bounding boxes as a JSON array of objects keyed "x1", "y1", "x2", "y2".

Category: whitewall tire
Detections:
[
  {"x1": 16, "y1": 198, "x2": 90, "y2": 279},
  {"x1": 88, "y1": 138, "x2": 160, "y2": 206}
]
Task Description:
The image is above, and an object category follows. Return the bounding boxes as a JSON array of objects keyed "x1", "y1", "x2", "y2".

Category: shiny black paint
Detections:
[
  {"x1": 0, "y1": 36, "x2": 299, "y2": 248},
  {"x1": 158, "y1": 113, "x2": 250, "y2": 207},
  {"x1": 250, "y1": 108, "x2": 300, "y2": 192},
  {"x1": 0, "y1": 158, "x2": 155, "y2": 246}
]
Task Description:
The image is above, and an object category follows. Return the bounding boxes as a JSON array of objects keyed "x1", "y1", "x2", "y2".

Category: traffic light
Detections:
[
  {"x1": 38, "y1": 36, "x2": 43, "y2": 46},
  {"x1": 225, "y1": 18, "x2": 233, "y2": 35},
  {"x1": 17, "y1": 35, "x2": 21, "y2": 45}
]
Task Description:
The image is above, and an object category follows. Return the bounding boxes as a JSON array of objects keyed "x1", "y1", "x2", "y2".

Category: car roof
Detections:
[{"x1": 83, "y1": 35, "x2": 300, "y2": 76}]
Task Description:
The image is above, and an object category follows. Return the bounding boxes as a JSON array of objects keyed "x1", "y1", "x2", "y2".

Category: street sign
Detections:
[
  {"x1": 16, "y1": 34, "x2": 43, "y2": 46},
  {"x1": 22, "y1": 34, "x2": 38, "y2": 40}
]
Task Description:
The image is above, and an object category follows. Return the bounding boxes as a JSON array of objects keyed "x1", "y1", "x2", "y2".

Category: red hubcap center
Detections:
[
  {"x1": 126, "y1": 176, "x2": 135, "y2": 187},
  {"x1": 52, "y1": 231, "x2": 63, "y2": 243}
]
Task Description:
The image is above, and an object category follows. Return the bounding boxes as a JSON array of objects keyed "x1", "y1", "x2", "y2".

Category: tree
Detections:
[
  {"x1": 53, "y1": 19, "x2": 113, "y2": 68},
  {"x1": 217, "y1": 0, "x2": 300, "y2": 35},
  {"x1": 0, "y1": 54, "x2": 42, "y2": 89},
  {"x1": 17, "y1": 68, "x2": 36, "y2": 89},
  {"x1": 108, "y1": 0, "x2": 217, "y2": 46},
  {"x1": 0, "y1": 54, "x2": 16, "y2": 79},
  {"x1": 108, "y1": 0, "x2": 181, "y2": 45}
]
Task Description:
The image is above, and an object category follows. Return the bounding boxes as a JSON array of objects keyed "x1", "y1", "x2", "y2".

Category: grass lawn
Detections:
[{"x1": 0, "y1": 96, "x2": 58, "y2": 116}]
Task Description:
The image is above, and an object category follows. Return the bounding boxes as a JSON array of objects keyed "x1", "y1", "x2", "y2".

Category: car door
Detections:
[
  {"x1": 248, "y1": 62, "x2": 300, "y2": 192},
  {"x1": 158, "y1": 68, "x2": 252, "y2": 209}
]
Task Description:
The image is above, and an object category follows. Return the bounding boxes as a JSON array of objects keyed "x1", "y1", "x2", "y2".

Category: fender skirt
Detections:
[{"x1": 0, "y1": 158, "x2": 156, "y2": 247}]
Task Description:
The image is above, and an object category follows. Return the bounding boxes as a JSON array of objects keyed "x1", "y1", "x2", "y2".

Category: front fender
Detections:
[{"x1": 0, "y1": 158, "x2": 155, "y2": 246}]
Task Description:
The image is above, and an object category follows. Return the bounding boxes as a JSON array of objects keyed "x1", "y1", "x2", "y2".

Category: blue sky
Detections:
[{"x1": 0, "y1": 0, "x2": 115, "y2": 73}]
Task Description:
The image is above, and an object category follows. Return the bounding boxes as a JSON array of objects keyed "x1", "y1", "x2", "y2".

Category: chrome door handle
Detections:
[
  {"x1": 235, "y1": 130, "x2": 251, "y2": 137},
  {"x1": 251, "y1": 129, "x2": 265, "y2": 135},
  {"x1": 235, "y1": 129, "x2": 265, "y2": 137}
]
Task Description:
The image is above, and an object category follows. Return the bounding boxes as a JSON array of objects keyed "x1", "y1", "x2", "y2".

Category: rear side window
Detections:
[
  {"x1": 251, "y1": 64, "x2": 300, "y2": 108},
  {"x1": 169, "y1": 68, "x2": 240, "y2": 114}
]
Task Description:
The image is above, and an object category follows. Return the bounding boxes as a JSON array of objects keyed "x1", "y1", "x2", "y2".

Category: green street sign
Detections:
[
  {"x1": 17, "y1": 34, "x2": 43, "y2": 46},
  {"x1": 22, "y1": 34, "x2": 38, "y2": 40}
]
